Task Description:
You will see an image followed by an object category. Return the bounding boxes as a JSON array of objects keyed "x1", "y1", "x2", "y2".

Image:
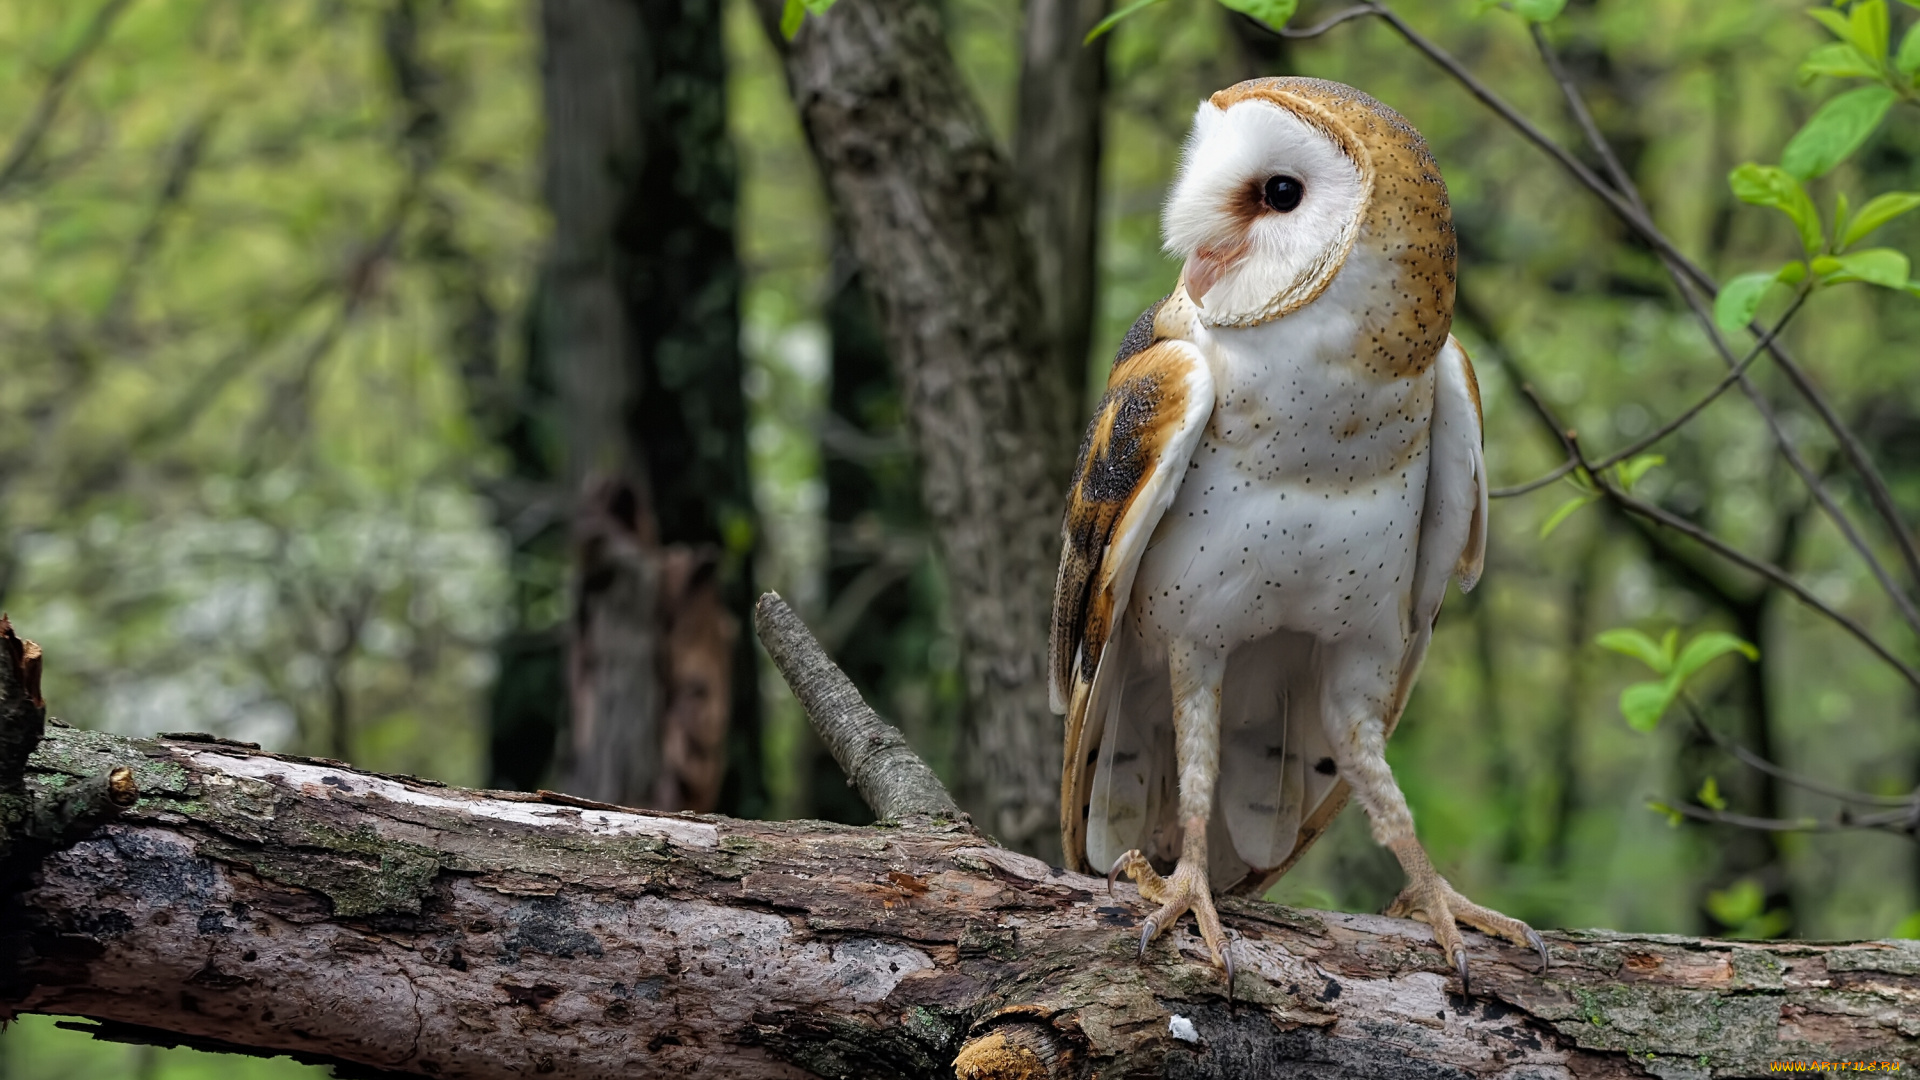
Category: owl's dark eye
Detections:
[{"x1": 1263, "y1": 175, "x2": 1305, "y2": 213}]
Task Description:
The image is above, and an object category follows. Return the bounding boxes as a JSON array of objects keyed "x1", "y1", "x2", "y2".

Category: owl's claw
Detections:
[
  {"x1": 1386, "y1": 837, "x2": 1546, "y2": 994},
  {"x1": 1525, "y1": 928, "x2": 1550, "y2": 974},
  {"x1": 1108, "y1": 842, "x2": 1234, "y2": 997}
]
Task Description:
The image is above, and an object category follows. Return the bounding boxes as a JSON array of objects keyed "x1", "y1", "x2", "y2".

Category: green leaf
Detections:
[
  {"x1": 1706, "y1": 879, "x2": 1765, "y2": 927},
  {"x1": 1615, "y1": 453, "x2": 1665, "y2": 491},
  {"x1": 1084, "y1": 0, "x2": 1169, "y2": 42},
  {"x1": 1216, "y1": 0, "x2": 1298, "y2": 31},
  {"x1": 780, "y1": 0, "x2": 837, "y2": 38},
  {"x1": 1728, "y1": 163, "x2": 1823, "y2": 251},
  {"x1": 1776, "y1": 260, "x2": 1810, "y2": 285},
  {"x1": 1895, "y1": 911, "x2": 1920, "y2": 939},
  {"x1": 1671, "y1": 631, "x2": 1760, "y2": 683},
  {"x1": 1853, "y1": 0, "x2": 1892, "y2": 61},
  {"x1": 1901, "y1": 23, "x2": 1920, "y2": 74},
  {"x1": 1800, "y1": 41, "x2": 1883, "y2": 80},
  {"x1": 1807, "y1": 6, "x2": 1859, "y2": 46},
  {"x1": 1646, "y1": 800, "x2": 1685, "y2": 828},
  {"x1": 1828, "y1": 247, "x2": 1912, "y2": 286},
  {"x1": 1841, "y1": 191, "x2": 1920, "y2": 246},
  {"x1": 1812, "y1": 254, "x2": 1844, "y2": 275},
  {"x1": 1619, "y1": 680, "x2": 1678, "y2": 731},
  {"x1": 1697, "y1": 775, "x2": 1728, "y2": 811},
  {"x1": 1539, "y1": 492, "x2": 1598, "y2": 538},
  {"x1": 1596, "y1": 628, "x2": 1674, "y2": 675},
  {"x1": 1781, "y1": 85, "x2": 1899, "y2": 181},
  {"x1": 1509, "y1": 0, "x2": 1567, "y2": 20},
  {"x1": 1714, "y1": 272, "x2": 1779, "y2": 333}
]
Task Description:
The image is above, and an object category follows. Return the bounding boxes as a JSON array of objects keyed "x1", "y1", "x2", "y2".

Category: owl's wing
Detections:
[
  {"x1": 1392, "y1": 333, "x2": 1487, "y2": 727},
  {"x1": 1052, "y1": 298, "x2": 1214, "y2": 874}
]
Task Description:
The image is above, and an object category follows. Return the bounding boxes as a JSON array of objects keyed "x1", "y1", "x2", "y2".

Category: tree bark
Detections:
[
  {"x1": 761, "y1": 0, "x2": 1080, "y2": 859},
  {"x1": 3, "y1": 724, "x2": 1915, "y2": 1079},
  {"x1": 1016, "y1": 0, "x2": 1108, "y2": 402},
  {"x1": 538, "y1": 0, "x2": 753, "y2": 813}
]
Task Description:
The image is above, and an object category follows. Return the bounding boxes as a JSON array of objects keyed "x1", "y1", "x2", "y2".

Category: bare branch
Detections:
[
  {"x1": 1504, "y1": 375, "x2": 1920, "y2": 692},
  {"x1": 1684, "y1": 700, "x2": 1913, "y2": 809},
  {"x1": 1491, "y1": 293, "x2": 1807, "y2": 499},
  {"x1": 754, "y1": 591, "x2": 961, "y2": 821},
  {"x1": 0, "y1": 0, "x2": 137, "y2": 197},
  {"x1": 1279, "y1": 5, "x2": 1376, "y2": 38},
  {"x1": 1523, "y1": 24, "x2": 1920, "y2": 638}
]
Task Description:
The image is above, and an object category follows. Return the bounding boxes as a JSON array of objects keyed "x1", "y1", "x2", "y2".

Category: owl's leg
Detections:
[
  {"x1": 1323, "y1": 645, "x2": 1548, "y2": 992},
  {"x1": 1108, "y1": 637, "x2": 1234, "y2": 991}
]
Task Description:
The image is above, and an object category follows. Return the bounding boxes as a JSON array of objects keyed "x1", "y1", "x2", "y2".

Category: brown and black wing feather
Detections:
[{"x1": 1051, "y1": 295, "x2": 1215, "y2": 872}]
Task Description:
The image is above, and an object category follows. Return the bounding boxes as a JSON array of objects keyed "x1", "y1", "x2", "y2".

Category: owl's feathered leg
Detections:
[
  {"x1": 1328, "y1": 673, "x2": 1547, "y2": 991},
  {"x1": 1108, "y1": 638, "x2": 1235, "y2": 994}
]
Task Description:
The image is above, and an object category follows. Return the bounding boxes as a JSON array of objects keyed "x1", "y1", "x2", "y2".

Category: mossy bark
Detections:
[{"x1": 2, "y1": 727, "x2": 1914, "y2": 1079}]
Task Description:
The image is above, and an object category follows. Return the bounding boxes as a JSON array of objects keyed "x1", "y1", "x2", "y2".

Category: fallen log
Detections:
[{"x1": 1, "y1": 604, "x2": 1914, "y2": 1078}]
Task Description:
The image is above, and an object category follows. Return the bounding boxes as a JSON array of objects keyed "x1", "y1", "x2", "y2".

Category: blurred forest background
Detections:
[{"x1": 4, "y1": 0, "x2": 1919, "y2": 1073}]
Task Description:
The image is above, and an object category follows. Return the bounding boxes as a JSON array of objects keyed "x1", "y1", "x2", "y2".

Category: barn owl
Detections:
[{"x1": 1050, "y1": 77, "x2": 1545, "y2": 993}]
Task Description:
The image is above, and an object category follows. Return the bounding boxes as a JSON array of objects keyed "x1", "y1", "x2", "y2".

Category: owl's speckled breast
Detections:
[{"x1": 1132, "y1": 257, "x2": 1434, "y2": 655}]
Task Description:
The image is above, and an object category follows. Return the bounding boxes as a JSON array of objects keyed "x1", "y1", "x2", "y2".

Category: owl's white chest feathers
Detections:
[{"x1": 1134, "y1": 255, "x2": 1435, "y2": 654}]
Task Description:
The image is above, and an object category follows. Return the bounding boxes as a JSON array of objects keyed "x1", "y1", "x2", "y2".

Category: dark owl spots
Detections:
[{"x1": 1315, "y1": 757, "x2": 1338, "y2": 776}]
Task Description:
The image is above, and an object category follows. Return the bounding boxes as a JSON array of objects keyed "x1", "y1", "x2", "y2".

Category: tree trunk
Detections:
[
  {"x1": 1016, "y1": 0, "x2": 1107, "y2": 402},
  {"x1": 3, "y1": 722, "x2": 1914, "y2": 1078},
  {"x1": 538, "y1": 0, "x2": 754, "y2": 813},
  {"x1": 762, "y1": 0, "x2": 1080, "y2": 859}
]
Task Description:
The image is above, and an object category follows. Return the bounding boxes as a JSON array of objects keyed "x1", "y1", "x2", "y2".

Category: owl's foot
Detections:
[
  {"x1": 1385, "y1": 838, "x2": 1548, "y2": 993},
  {"x1": 1106, "y1": 840, "x2": 1235, "y2": 999}
]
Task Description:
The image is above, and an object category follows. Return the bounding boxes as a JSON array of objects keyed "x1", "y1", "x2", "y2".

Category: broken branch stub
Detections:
[{"x1": 753, "y1": 591, "x2": 961, "y2": 822}]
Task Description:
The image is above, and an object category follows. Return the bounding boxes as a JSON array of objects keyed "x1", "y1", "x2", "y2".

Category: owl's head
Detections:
[{"x1": 1162, "y1": 78, "x2": 1454, "y2": 335}]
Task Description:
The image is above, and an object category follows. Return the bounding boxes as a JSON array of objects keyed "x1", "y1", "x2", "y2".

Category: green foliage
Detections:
[
  {"x1": 1714, "y1": 271, "x2": 1786, "y2": 332},
  {"x1": 1696, "y1": 775, "x2": 1728, "y2": 811},
  {"x1": 1537, "y1": 455, "x2": 1662, "y2": 537},
  {"x1": 1705, "y1": 878, "x2": 1793, "y2": 940},
  {"x1": 1781, "y1": 85, "x2": 1898, "y2": 181},
  {"x1": 780, "y1": 0, "x2": 838, "y2": 40},
  {"x1": 1840, "y1": 191, "x2": 1920, "y2": 246},
  {"x1": 1216, "y1": 0, "x2": 1299, "y2": 32},
  {"x1": 1896, "y1": 911, "x2": 1920, "y2": 938},
  {"x1": 1596, "y1": 628, "x2": 1758, "y2": 731},
  {"x1": 1729, "y1": 163, "x2": 1825, "y2": 254}
]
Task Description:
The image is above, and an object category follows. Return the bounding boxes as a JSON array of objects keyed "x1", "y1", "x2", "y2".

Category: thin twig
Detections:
[
  {"x1": 1684, "y1": 700, "x2": 1910, "y2": 809},
  {"x1": 1491, "y1": 295, "x2": 1806, "y2": 499},
  {"x1": 1490, "y1": 459, "x2": 1575, "y2": 499},
  {"x1": 0, "y1": 0, "x2": 137, "y2": 197},
  {"x1": 1659, "y1": 801, "x2": 1913, "y2": 835},
  {"x1": 1505, "y1": 372, "x2": 1920, "y2": 692},
  {"x1": 1280, "y1": 5, "x2": 1376, "y2": 38},
  {"x1": 1591, "y1": 294, "x2": 1806, "y2": 471},
  {"x1": 1525, "y1": 21, "x2": 1920, "y2": 637}
]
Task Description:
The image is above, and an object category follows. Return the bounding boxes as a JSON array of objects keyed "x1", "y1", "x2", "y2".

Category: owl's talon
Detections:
[
  {"x1": 1386, "y1": 838, "x2": 1544, "y2": 992},
  {"x1": 1138, "y1": 917, "x2": 1157, "y2": 960},
  {"x1": 1223, "y1": 944, "x2": 1236, "y2": 1007}
]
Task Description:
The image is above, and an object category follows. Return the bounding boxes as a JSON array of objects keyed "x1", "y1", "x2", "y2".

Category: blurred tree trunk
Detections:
[
  {"x1": 536, "y1": 0, "x2": 759, "y2": 813},
  {"x1": 1017, "y1": 0, "x2": 1107, "y2": 401},
  {"x1": 761, "y1": 0, "x2": 1080, "y2": 857}
]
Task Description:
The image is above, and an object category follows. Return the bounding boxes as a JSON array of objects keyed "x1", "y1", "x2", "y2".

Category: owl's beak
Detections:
[{"x1": 1182, "y1": 241, "x2": 1246, "y2": 309}]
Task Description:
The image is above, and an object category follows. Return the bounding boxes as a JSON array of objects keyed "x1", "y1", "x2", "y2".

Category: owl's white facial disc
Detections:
[{"x1": 1162, "y1": 98, "x2": 1369, "y2": 327}]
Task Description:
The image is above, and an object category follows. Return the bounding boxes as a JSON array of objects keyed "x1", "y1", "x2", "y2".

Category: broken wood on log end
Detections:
[
  {"x1": 953, "y1": 1020, "x2": 1075, "y2": 1080},
  {"x1": 752, "y1": 590, "x2": 962, "y2": 822}
]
